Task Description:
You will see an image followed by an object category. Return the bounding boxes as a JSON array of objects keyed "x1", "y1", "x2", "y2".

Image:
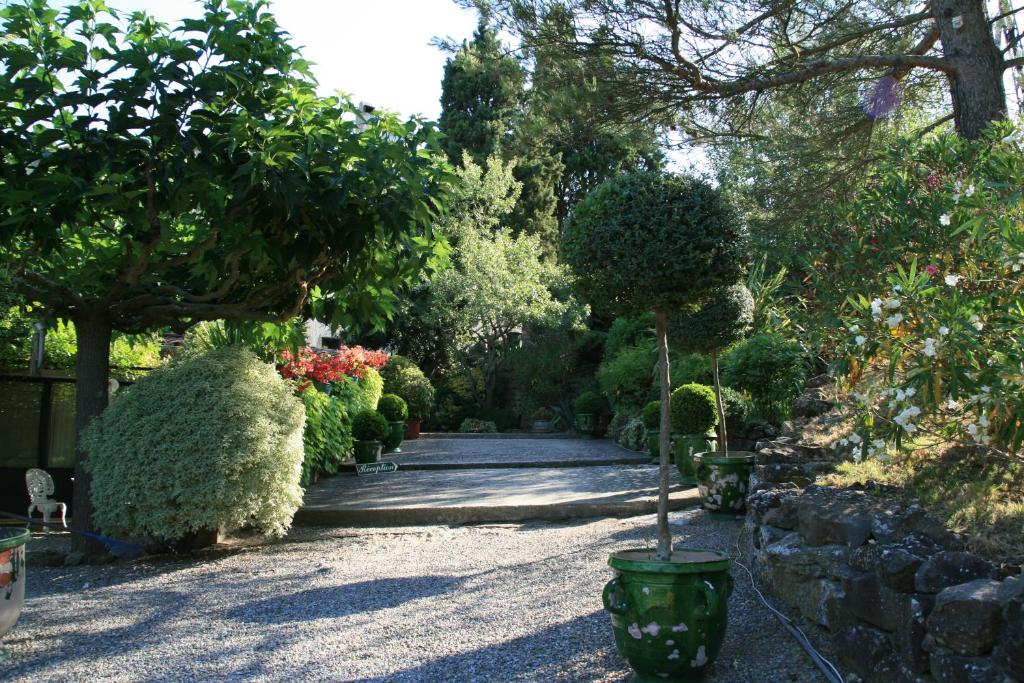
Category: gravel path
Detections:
[{"x1": 3, "y1": 511, "x2": 828, "y2": 682}]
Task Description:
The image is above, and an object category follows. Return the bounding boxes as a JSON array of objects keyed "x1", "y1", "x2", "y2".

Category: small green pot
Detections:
[
  {"x1": 353, "y1": 440, "x2": 381, "y2": 464},
  {"x1": 384, "y1": 420, "x2": 406, "y2": 453},
  {"x1": 674, "y1": 434, "x2": 717, "y2": 485},
  {"x1": 693, "y1": 451, "x2": 755, "y2": 516},
  {"x1": 0, "y1": 528, "x2": 29, "y2": 640},
  {"x1": 576, "y1": 412, "x2": 596, "y2": 438},
  {"x1": 603, "y1": 548, "x2": 733, "y2": 681},
  {"x1": 646, "y1": 429, "x2": 659, "y2": 461}
]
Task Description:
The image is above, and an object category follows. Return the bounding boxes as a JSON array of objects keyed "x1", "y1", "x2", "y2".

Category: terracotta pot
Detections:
[{"x1": 405, "y1": 418, "x2": 422, "y2": 440}]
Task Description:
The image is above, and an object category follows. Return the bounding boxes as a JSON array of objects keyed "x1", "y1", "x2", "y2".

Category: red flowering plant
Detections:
[{"x1": 278, "y1": 345, "x2": 389, "y2": 393}]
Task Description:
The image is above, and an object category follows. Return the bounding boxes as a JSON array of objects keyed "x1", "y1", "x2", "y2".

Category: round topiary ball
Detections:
[
  {"x1": 669, "y1": 383, "x2": 719, "y2": 435},
  {"x1": 377, "y1": 393, "x2": 409, "y2": 422},
  {"x1": 562, "y1": 172, "x2": 747, "y2": 315},
  {"x1": 574, "y1": 390, "x2": 605, "y2": 415},
  {"x1": 81, "y1": 347, "x2": 305, "y2": 542},
  {"x1": 669, "y1": 283, "x2": 755, "y2": 354},
  {"x1": 352, "y1": 409, "x2": 390, "y2": 442},
  {"x1": 642, "y1": 400, "x2": 661, "y2": 429}
]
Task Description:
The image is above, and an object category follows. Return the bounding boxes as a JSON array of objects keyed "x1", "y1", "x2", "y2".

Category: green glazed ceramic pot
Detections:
[
  {"x1": 693, "y1": 452, "x2": 756, "y2": 516},
  {"x1": 384, "y1": 421, "x2": 406, "y2": 453},
  {"x1": 646, "y1": 429, "x2": 660, "y2": 461},
  {"x1": 674, "y1": 434, "x2": 717, "y2": 485},
  {"x1": 603, "y1": 548, "x2": 733, "y2": 681},
  {"x1": 0, "y1": 528, "x2": 29, "y2": 640},
  {"x1": 353, "y1": 440, "x2": 381, "y2": 464},
  {"x1": 576, "y1": 413, "x2": 596, "y2": 438}
]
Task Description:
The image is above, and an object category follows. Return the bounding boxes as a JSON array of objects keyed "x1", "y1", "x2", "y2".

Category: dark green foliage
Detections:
[
  {"x1": 301, "y1": 386, "x2": 351, "y2": 485},
  {"x1": 380, "y1": 355, "x2": 435, "y2": 419},
  {"x1": 352, "y1": 410, "x2": 389, "y2": 442},
  {"x1": 641, "y1": 400, "x2": 661, "y2": 429},
  {"x1": 597, "y1": 343, "x2": 656, "y2": 414},
  {"x1": 377, "y1": 394, "x2": 408, "y2": 422},
  {"x1": 439, "y1": 20, "x2": 525, "y2": 165},
  {"x1": 573, "y1": 329, "x2": 607, "y2": 367},
  {"x1": 722, "y1": 334, "x2": 807, "y2": 422},
  {"x1": 670, "y1": 284, "x2": 755, "y2": 354},
  {"x1": 562, "y1": 172, "x2": 746, "y2": 315},
  {"x1": 672, "y1": 353, "x2": 713, "y2": 387},
  {"x1": 475, "y1": 407, "x2": 521, "y2": 431},
  {"x1": 719, "y1": 386, "x2": 753, "y2": 433},
  {"x1": 669, "y1": 383, "x2": 718, "y2": 435},
  {"x1": 512, "y1": 322, "x2": 597, "y2": 423},
  {"x1": 574, "y1": 390, "x2": 605, "y2": 415},
  {"x1": 603, "y1": 314, "x2": 654, "y2": 362}
]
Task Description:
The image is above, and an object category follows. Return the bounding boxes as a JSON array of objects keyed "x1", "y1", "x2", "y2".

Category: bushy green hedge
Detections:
[
  {"x1": 377, "y1": 393, "x2": 408, "y2": 421},
  {"x1": 82, "y1": 347, "x2": 305, "y2": 541},
  {"x1": 352, "y1": 409, "x2": 389, "y2": 441},
  {"x1": 333, "y1": 367, "x2": 384, "y2": 415},
  {"x1": 380, "y1": 355, "x2": 435, "y2": 419},
  {"x1": 574, "y1": 390, "x2": 605, "y2": 415},
  {"x1": 597, "y1": 343, "x2": 656, "y2": 414},
  {"x1": 669, "y1": 383, "x2": 718, "y2": 435},
  {"x1": 300, "y1": 386, "x2": 350, "y2": 485},
  {"x1": 642, "y1": 400, "x2": 661, "y2": 429},
  {"x1": 673, "y1": 353, "x2": 712, "y2": 386},
  {"x1": 720, "y1": 386, "x2": 754, "y2": 433},
  {"x1": 722, "y1": 333, "x2": 807, "y2": 422},
  {"x1": 603, "y1": 314, "x2": 654, "y2": 362}
]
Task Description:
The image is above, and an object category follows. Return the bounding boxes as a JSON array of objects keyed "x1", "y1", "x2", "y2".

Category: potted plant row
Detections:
[
  {"x1": 352, "y1": 410, "x2": 389, "y2": 464},
  {"x1": 669, "y1": 383, "x2": 718, "y2": 486},
  {"x1": 377, "y1": 393, "x2": 408, "y2": 453},
  {"x1": 563, "y1": 171, "x2": 746, "y2": 680}
]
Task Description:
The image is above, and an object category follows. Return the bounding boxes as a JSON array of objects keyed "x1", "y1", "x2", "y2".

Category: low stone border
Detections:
[
  {"x1": 419, "y1": 432, "x2": 579, "y2": 440},
  {"x1": 743, "y1": 483, "x2": 1023, "y2": 682}
]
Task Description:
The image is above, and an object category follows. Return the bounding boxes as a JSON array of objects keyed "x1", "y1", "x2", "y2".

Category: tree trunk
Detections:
[
  {"x1": 710, "y1": 350, "x2": 727, "y2": 454},
  {"x1": 654, "y1": 310, "x2": 672, "y2": 561},
  {"x1": 71, "y1": 310, "x2": 112, "y2": 556},
  {"x1": 933, "y1": 0, "x2": 1008, "y2": 138}
]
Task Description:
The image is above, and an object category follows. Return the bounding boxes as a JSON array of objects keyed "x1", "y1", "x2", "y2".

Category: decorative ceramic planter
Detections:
[
  {"x1": 353, "y1": 440, "x2": 381, "y2": 464},
  {"x1": 405, "y1": 418, "x2": 422, "y2": 440},
  {"x1": 603, "y1": 548, "x2": 733, "y2": 681},
  {"x1": 384, "y1": 421, "x2": 406, "y2": 453},
  {"x1": 532, "y1": 419, "x2": 552, "y2": 433},
  {"x1": 576, "y1": 412, "x2": 596, "y2": 438},
  {"x1": 693, "y1": 451, "x2": 755, "y2": 516},
  {"x1": 0, "y1": 528, "x2": 29, "y2": 642},
  {"x1": 646, "y1": 429, "x2": 660, "y2": 461},
  {"x1": 674, "y1": 434, "x2": 717, "y2": 485}
]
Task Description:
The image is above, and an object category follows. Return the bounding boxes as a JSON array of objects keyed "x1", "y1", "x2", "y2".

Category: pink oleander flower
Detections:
[{"x1": 925, "y1": 264, "x2": 939, "y2": 276}]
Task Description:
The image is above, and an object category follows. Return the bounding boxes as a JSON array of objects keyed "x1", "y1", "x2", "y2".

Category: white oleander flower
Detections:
[
  {"x1": 944, "y1": 274, "x2": 960, "y2": 286},
  {"x1": 939, "y1": 214, "x2": 951, "y2": 226},
  {"x1": 964, "y1": 184, "x2": 975, "y2": 197},
  {"x1": 922, "y1": 338, "x2": 938, "y2": 357},
  {"x1": 885, "y1": 313, "x2": 903, "y2": 328},
  {"x1": 966, "y1": 423, "x2": 978, "y2": 436},
  {"x1": 855, "y1": 335, "x2": 867, "y2": 346},
  {"x1": 938, "y1": 326, "x2": 950, "y2": 336},
  {"x1": 885, "y1": 298, "x2": 901, "y2": 310},
  {"x1": 947, "y1": 398, "x2": 959, "y2": 410},
  {"x1": 849, "y1": 433, "x2": 862, "y2": 445},
  {"x1": 870, "y1": 298, "x2": 883, "y2": 317},
  {"x1": 848, "y1": 325, "x2": 860, "y2": 333}
]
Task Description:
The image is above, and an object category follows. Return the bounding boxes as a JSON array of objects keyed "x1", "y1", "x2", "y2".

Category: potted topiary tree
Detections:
[
  {"x1": 377, "y1": 394, "x2": 409, "y2": 453},
  {"x1": 352, "y1": 410, "x2": 389, "y2": 464},
  {"x1": 670, "y1": 284, "x2": 757, "y2": 516},
  {"x1": 563, "y1": 171, "x2": 746, "y2": 680},
  {"x1": 641, "y1": 400, "x2": 661, "y2": 462},
  {"x1": 380, "y1": 356, "x2": 435, "y2": 440},
  {"x1": 574, "y1": 391, "x2": 605, "y2": 438},
  {"x1": 669, "y1": 383, "x2": 719, "y2": 485}
]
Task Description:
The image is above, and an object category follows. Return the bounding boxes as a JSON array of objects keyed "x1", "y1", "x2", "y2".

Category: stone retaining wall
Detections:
[{"x1": 744, "y1": 483, "x2": 1023, "y2": 682}]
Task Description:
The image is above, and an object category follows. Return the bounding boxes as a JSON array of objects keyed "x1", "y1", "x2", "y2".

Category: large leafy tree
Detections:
[{"x1": 0, "y1": 0, "x2": 451, "y2": 550}]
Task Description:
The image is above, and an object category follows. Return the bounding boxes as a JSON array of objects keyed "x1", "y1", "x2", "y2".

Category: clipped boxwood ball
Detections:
[
  {"x1": 642, "y1": 400, "x2": 661, "y2": 429},
  {"x1": 574, "y1": 390, "x2": 605, "y2": 415},
  {"x1": 562, "y1": 172, "x2": 747, "y2": 315},
  {"x1": 81, "y1": 347, "x2": 305, "y2": 542},
  {"x1": 352, "y1": 409, "x2": 390, "y2": 442},
  {"x1": 670, "y1": 283, "x2": 755, "y2": 354},
  {"x1": 670, "y1": 383, "x2": 719, "y2": 435},
  {"x1": 377, "y1": 393, "x2": 409, "y2": 421}
]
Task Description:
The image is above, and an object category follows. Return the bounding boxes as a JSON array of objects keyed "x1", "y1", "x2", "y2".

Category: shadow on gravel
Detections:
[
  {"x1": 348, "y1": 610, "x2": 620, "y2": 683},
  {"x1": 225, "y1": 575, "x2": 465, "y2": 624}
]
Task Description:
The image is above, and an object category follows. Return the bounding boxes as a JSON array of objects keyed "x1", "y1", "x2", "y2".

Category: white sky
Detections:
[{"x1": 51, "y1": 0, "x2": 482, "y2": 119}]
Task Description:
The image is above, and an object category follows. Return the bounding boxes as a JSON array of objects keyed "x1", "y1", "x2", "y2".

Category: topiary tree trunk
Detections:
[
  {"x1": 710, "y1": 350, "x2": 728, "y2": 454},
  {"x1": 654, "y1": 311, "x2": 672, "y2": 561}
]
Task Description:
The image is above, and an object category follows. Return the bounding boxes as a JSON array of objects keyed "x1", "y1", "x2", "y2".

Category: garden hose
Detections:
[{"x1": 0, "y1": 510, "x2": 142, "y2": 556}]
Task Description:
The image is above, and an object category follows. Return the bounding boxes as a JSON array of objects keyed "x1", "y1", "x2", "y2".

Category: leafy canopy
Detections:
[
  {"x1": 0, "y1": 0, "x2": 452, "y2": 333},
  {"x1": 670, "y1": 284, "x2": 755, "y2": 355}
]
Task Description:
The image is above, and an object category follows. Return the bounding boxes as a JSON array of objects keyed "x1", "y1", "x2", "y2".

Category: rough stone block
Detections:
[
  {"x1": 928, "y1": 644, "x2": 1000, "y2": 683},
  {"x1": 762, "y1": 533, "x2": 849, "y2": 627},
  {"x1": 992, "y1": 584, "x2": 1024, "y2": 680},
  {"x1": 915, "y1": 552, "x2": 995, "y2": 594},
  {"x1": 896, "y1": 593, "x2": 935, "y2": 674},
  {"x1": 843, "y1": 571, "x2": 909, "y2": 632},
  {"x1": 927, "y1": 579, "x2": 1004, "y2": 656},
  {"x1": 851, "y1": 533, "x2": 944, "y2": 593},
  {"x1": 898, "y1": 506, "x2": 964, "y2": 550},
  {"x1": 833, "y1": 624, "x2": 900, "y2": 682},
  {"x1": 797, "y1": 486, "x2": 873, "y2": 547}
]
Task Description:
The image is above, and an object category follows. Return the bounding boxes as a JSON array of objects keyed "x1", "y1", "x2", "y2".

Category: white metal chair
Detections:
[{"x1": 26, "y1": 468, "x2": 67, "y2": 534}]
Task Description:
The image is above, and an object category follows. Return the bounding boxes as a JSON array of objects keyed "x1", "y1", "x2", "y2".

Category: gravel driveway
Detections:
[{"x1": 3, "y1": 510, "x2": 829, "y2": 682}]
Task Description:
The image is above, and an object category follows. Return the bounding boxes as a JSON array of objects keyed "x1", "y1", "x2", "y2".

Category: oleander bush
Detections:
[
  {"x1": 377, "y1": 394, "x2": 409, "y2": 422},
  {"x1": 352, "y1": 409, "x2": 389, "y2": 442},
  {"x1": 82, "y1": 347, "x2": 305, "y2": 542},
  {"x1": 669, "y1": 383, "x2": 718, "y2": 435}
]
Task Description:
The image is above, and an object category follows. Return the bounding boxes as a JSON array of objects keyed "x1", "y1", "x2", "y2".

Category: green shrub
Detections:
[
  {"x1": 574, "y1": 390, "x2": 605, "y2": 415},
  {"x1": 459, "y1": 418, "x2": 497, "y2": 433},
  {"x1": 722, "y1": 333, "x2": 807, "y2": 422},
  {"x1": 606, "y1": 411, "x2": 635, "y2": 440},
  {"x1": 377, "y1": 393, "x2": 408, "y2": 422},
  {"x1": 333, "y1": 366, "x2": 384, "y2": 416},
  {"x1": 430, "y1": 368, "x2": 481, "y2": 431},
  {"x1": 300, "y1": 386, "x2": 351, "y2": 485},
  {"x1": 641, "y1": 400, "x2": 661, "y2": 429},
  {"x1": 81, "y1": 347, "x2": 305, "y2": 541},
  {"x1": 574, "y1": 329, "x2": 607, "y2": 366},
  {"x1": 669, "y1": 284, "x2": 755, "y2": 355},
  {"x1": 475, "y1": 407, "x2": 521, "y2": 431},
  {"x1": 603, "y1": 314, "x2": 654, "y2": 361},
  {"x1": 597, "y1": 343, "x2": 656, "y2": 414},
  {"x1": 380, "y1": 355, "x2": 435, "y2": 419},
  {"x1": 352, "y1": 409, "x2": 389, "y2": 442},
  {"x1": 617, "y1": 416, "x2": 647, "y2": 451},
  {"x1": 670, "y1": 383, "x2": 718, "y2": 435},
  {"x1": 672, "y1": 353, "x2": 712, "y2": 386},
  {"x1": 720, "y1": 386, "x2": 753, "y2": 433},
  {"x1": 42, "y1": 319, "x2": 163, "y2": 380}
]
